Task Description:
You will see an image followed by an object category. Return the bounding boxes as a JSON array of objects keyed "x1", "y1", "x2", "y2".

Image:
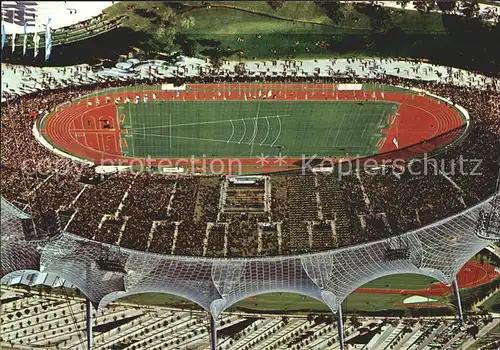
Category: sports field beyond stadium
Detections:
[
  {"x1": 42, "y1": 83, "x2": 465, "y2": 173},
  {"x1": 122, "y1": 260, "x2": 498, "y2": 312}
]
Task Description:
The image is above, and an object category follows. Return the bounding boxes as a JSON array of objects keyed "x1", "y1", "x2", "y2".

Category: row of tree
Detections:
[
  {"x1": 271, "y1": 1, "x2": 488, "y2": 23},
  {"x1": 397, "y1": 1, "x2": 484, "y2": 20}
]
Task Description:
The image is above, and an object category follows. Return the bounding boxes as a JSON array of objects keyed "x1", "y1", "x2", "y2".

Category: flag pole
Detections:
[{"x1": 396, "y1": 113, "x2": 399, "y2": 149}]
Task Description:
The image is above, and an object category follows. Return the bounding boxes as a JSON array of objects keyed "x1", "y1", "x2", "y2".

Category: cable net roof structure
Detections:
[{"x1": 1, "y1": 193, "x2": 498, "y2": 316}]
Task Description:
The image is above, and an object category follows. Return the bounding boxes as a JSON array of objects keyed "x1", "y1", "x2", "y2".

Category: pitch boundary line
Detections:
[
  {"x1": 116, "y1": 107, "x2": 125, "y2": 156},
  {"x1": 127, "y1": 102, "x2": 135, "y2": 156},
  {"x1": 169, "y1": 113, "x2": 172, "y2": 148}
]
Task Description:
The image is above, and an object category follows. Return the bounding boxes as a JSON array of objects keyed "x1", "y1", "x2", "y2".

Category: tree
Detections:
[
  {"x1": 146, "y1": 25, "x2": 177, "y2": 56},
  {"x1": 437, "y1": 1, "x2": 456, "y2": 12},
  {"x1": 179, "y1": 16, "x2": 195, "y2": 30},
  {"x1": 466, "y1": 324, "x2": 479, "y2": 338},
  {"x1": 158, "y1": 6, "x2": 174, "y2": 23},
  {"x1": 354, "y1": 3, "x2": 394, "y2": 33},
  {"x1": 413, "y1": 0, "x2": 437, "y2": 13},
  {"x1": 315, "y1": 1, "x2": 344, "y2": 24},
  {"x1": 396, "y1": 0, "x2": 411, "y2": 9},
  {"x1": 267, "y1": 1, "x2": 286, "y2": 10},
  {"x1": 350, "y1": 314, "x2": 362, "y2": 328},
  {"x1": 459, "y1": 0, "x2": 480, "y2": 20}
]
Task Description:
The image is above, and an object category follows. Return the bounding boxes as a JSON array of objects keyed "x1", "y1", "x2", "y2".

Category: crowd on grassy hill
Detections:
[{"x1": 1, "y1": 72, "x2": 499, "y2": 256}]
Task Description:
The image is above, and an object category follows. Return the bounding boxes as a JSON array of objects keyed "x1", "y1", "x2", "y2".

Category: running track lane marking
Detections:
[{"x1": 116, "y1": 107, "x2": 124, "y2": 155}]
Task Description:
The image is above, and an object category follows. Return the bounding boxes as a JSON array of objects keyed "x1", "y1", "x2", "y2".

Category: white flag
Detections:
[
  {"x1": 33, "y1": 24, "x2": 40, "y2": 58},
  {"x1": 393, "y1": 137, "x2": 399, "y2": 149},
  {"x1": 1, "y1": 24, "x2": 6, "y2": 49},
  {"x1": 11, "y1": 32, "x2": 16, "y2": 53},
  {"x1": 23, "y1": 22, "x2": 27, "y2": 56},
  {"x1": 45, "y1": 17, "x2": 52, "y2": 61}
]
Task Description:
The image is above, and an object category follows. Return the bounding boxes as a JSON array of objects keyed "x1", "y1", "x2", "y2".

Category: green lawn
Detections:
[
  {"x1": 102, "y1": 1, "x2": 451, "y2": 61},
  {"x1": 233, "y1": 292, "x2": 449, "y2": 313},
  {"x1": 231, "y1": 293, "x2": 329, "y2": 312},
  {"x1": 180, "y1": 7, "x2": 363, "y2": 60},
  {"x1": 481, "y1": 290, "x2": 500, "y2": 313},
  {"x1": 119, "y1": 99, "x2": 396, "y2": 158},
  {"x1": 181, "y1": 2, "x2": 448, "y2": 35},
  {"x1": 361, "y1": 274, "x2": 437, "y2": 290},
  {"x1": 97, "y1": 1, "x2": 498, "y2": 75},
  {"x1": 176, "y1": 2, "x2": 450, "y2": 60},
  {"x1": 120, "y1": 273, "x2": 451, "y2": 314},
  {"x1": 122, "y1": 290, "x2": 451, "y2": 314}
]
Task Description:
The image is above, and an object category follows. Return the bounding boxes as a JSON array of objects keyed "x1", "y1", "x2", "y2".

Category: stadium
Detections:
[{"x1": 1, "y1": 1, "x2": 500, "y2": 349}]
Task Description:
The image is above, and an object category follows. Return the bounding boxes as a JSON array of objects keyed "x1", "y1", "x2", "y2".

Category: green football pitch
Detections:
[{"x1": 118, "y1": 100, "x2": 398, "y2": 158}]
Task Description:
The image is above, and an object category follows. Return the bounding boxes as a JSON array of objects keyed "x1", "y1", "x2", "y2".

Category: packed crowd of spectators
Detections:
[{"x1": 1, "y1": 72, "x2": 499, "y2": 257}]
